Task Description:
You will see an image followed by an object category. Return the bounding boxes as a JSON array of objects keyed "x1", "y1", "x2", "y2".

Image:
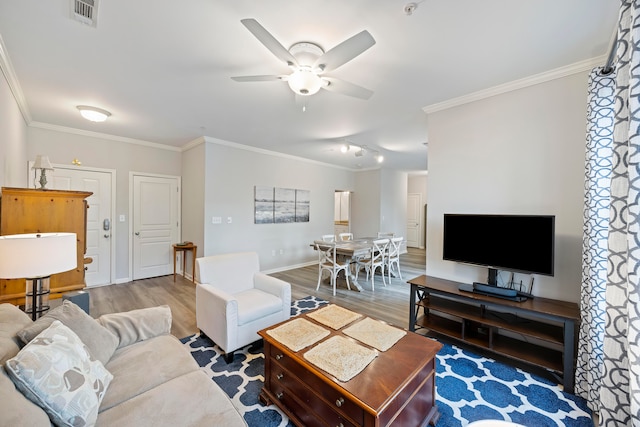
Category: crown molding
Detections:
[
  {"x1": 422, "y1": 55, "x2": 607, "y2": 114},
  {"x1": 195, "y1": 136, "x2": 361, "y2": 172},
  {"x1": 0, "y1": 34, "x2": 31, "y2": 123},
  {"x1": 29, "y1": 121, "x2": 181, "y2": 152}
]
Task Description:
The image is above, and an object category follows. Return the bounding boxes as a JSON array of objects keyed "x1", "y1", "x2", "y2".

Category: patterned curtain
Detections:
[
  {"x1": 576, "y1": 69, "x2": 614, "y2": 411},
  {"x1": 578, "y1": 1, "x2": 640, "y2": 425}
]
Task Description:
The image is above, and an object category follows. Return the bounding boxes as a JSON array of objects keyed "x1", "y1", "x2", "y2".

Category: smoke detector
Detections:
[
  {"x1": 404, "y1": 2, "x2": 418, "y2": 15},
  {"x1": 70, "y1": 0, "x2": 99, "y2": 27}
]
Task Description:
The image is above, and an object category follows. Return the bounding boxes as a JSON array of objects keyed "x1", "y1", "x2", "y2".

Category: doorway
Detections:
[
  {"x1": 406, "y1": 193, "x2": 422, "y2": 248},
  {"x1": 334, "y1": 191, "x2": 351, "y2": 237},
  {"x1": 29, "y1": 164, "x2": 115, "y2": 287},
  {"x1": 130, "y1": 173, "x2": 181, "y2": 280}
]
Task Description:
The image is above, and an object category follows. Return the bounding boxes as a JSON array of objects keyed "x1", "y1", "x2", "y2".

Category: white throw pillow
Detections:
[{"x1": 4, "y1": 320, "x2": 113, "y2": 427}]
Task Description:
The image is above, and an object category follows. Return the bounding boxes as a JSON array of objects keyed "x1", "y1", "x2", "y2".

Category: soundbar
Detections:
[
  {"x1": 458, "y1": 282, "x2": 528, "y2": 302},
  {"x1": 472, "y1": 282, "x2": 518, "y2": 298}
]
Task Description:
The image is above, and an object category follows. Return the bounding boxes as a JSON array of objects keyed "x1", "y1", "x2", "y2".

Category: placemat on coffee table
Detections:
[
  {"x1": 303, "y1": 335, "x2": 378, "y2": 382},
  {"x1": 266, "y1": 317, "x2": 330, "y2": 352},
  {"x1": 306, "y1": 304, "x2": 362, "y2": 330},
  {"x1": 343, "y1": 317, "x2": 407, "y2": 351}
]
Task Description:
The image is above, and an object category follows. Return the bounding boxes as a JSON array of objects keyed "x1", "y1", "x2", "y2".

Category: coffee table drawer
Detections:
[
  {"x1": 270, "y1": 381, "x2": 326, "y2": 427},
  {"x1": 268, "y1": 348, "x2": 364, "y2": 425},
  {"x1": 270, "y1": 365, "x2": 358, "y2": 427}
]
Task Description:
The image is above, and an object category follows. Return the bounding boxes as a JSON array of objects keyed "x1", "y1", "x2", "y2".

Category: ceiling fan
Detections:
[{"x1": 231, "y1": 19, "x2": 376, "y2": 100}]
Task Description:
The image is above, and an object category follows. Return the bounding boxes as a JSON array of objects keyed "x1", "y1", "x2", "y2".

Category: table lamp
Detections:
[
  {"x1": 0, "y1": 233, "x2": 77, "y2": 320},
  {"x1": 31, "y1": 155, "x2": 54, "y2": 189}
]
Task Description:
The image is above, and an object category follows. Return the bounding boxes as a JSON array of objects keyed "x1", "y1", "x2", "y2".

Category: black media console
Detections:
[{"x1": 407, "y1": 275, "x2": 580, "y2": 394}]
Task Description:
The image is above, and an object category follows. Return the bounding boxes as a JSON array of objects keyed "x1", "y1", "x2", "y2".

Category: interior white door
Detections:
[
  {"x1": 29, "y1": 166, "x2": 113, "y2": 287},
  {"x1": 406, "y1": 193, "x2": 422, "y2": 248},
  {"x1": 132, "y1": 175, "x2": 180, "y2": 280}
]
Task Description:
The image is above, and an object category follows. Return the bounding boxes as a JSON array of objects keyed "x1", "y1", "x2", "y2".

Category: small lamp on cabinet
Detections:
[
  {"x1": 0, "y1": 233, "x2": 77, "y2": 320},
  {"x1": 31, "y1": 155, "x2": 54, "y2": 189}
]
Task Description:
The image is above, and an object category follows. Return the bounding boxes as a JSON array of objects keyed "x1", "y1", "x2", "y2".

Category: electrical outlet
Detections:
[
  {"x1": 212, "y1": 217, "x2": 222, "y2": 224},
  {"x1": 279, "y1": 249, "x2": 284, "y2": 255},
  {"x1": 227, "y1": 217, "x2": 232, "y2": 224},
  {"x1": 271, "y1": 250, "x2": 276, "y2": 256},
  {"x1": 119, "y1": 214, "x2": 125, "y2": 222}
]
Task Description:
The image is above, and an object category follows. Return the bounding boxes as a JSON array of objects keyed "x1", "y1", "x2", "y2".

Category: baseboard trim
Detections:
[{"x1": 262, "y1": 260, "x2": 317, "y2": 275}]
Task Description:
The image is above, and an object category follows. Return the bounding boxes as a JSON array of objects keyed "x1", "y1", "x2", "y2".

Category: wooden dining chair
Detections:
[
  {"x1": 354, "y1": 238, "x2": 389, "y2": 291},
  {"x1": 313, "y1": 240, "x2": 351, "y2": 296},
  {"x1": 386, "y1": 237, "x2": 404, "y2": 281},
  {"x1": 338, "y1": 232, "x2": 353, "y2": 241}
]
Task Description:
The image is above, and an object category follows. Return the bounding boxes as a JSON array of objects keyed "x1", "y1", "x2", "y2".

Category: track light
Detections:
[
  {"x1": 340, "y1": 144, "x2": 350, "y2": 153},
  {"x1": 375, "y1": 152, "x2": 384, "y2": 163}
]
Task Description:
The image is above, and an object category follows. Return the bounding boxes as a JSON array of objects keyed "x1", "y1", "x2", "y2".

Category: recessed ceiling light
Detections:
[{"x1": 77, "y1": 105, "x2": 111, "y2": 122}]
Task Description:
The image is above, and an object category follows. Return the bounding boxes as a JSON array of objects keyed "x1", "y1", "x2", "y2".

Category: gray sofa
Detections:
[{"x1": 0, "y1": 301, "x2": 246, "y2": 427}]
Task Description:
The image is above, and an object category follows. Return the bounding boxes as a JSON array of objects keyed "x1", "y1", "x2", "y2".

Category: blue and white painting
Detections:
[
  {"x1": 254, "y1": 186, "x2": 274, "y2": 224},
  {"x1": 255, "y1": 186, "x2": 310, "y2": 224},
  {"x1": 275, "y1": 188, "x2": 296, "y2": 223},
  {"x1": 295, "y1": 189, "x2": 310, "y2": 222}
]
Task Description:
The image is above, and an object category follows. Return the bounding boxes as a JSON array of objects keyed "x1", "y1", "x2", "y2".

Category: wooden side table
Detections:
[{"x1": 172, "y1": 243, "x2": 197, "y2": 283}]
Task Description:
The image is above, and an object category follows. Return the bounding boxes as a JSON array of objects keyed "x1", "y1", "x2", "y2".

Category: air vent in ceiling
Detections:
[{"x1": 70, "y1": 0, "x2": 99, "y2": 28}]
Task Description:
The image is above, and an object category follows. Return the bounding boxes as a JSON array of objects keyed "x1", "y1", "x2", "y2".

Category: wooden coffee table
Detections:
[{"x1": 258, "y1": 308, "x2": 442, "y2": 427}]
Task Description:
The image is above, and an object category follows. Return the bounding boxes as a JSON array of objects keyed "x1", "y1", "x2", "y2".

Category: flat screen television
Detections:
[{"x1": 442, "y1": 214, "x2": 555, "y2": 286}]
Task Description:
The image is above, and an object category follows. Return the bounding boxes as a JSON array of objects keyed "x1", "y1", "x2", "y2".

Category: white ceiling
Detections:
[{"x1": 0, "y1": 0, "x2": 618, "y2": 172}]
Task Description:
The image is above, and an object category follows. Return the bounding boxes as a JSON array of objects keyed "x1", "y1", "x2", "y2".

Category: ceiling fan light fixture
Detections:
[
  {"x1": 287, "y1": 68, "x2": 323, "y2": 96},
  {"x1": 77, "y1": 105, "x2": 111, "y2": 122}
]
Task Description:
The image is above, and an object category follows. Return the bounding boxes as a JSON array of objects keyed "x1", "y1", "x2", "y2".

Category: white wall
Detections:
[
  {"x1": 0, "y1": 71, "x2": 27, "y2": 187},
  {"x1": 350, "y1": 169, "x2": 408, "y2": 239},
  {"x1": 380, "y1": 169, "x2": 408, "y2": 238},
  {"x1": 351, "y1": 170, "x2": 381, "y2": 238},
  {"x1": 426, "y1": 71, "x2": 589, "y2": 302},
  {"x1": 27, "y1": 127, "x2": 182, "y2": 281},
  {"x1": 181, "y1": 139, "x2": 355, "y2": 271},
  {"x1": 181, "y1": 141, "x2": 206, "y2": 253}
]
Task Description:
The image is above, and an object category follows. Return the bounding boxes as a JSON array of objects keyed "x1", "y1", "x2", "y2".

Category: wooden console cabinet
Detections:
[
  {"x1": 407, "y1": 275, "x2": 580, "y2": 393},
  {"x1": 0, "y1": 187, "x2": 92, "y2": 305}
]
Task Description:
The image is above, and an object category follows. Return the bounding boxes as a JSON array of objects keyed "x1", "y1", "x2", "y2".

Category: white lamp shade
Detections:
[
  {"x1": 0, "y1": 233, "x2": 77, "y2": 278},
  {"x1": 31, "y1": 155, "x2": 54, "y2": 171}
]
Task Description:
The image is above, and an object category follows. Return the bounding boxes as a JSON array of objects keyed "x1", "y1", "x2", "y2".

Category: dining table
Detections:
[{"x1": 312, "y1": 237, "x2": 386, "y2": 292}]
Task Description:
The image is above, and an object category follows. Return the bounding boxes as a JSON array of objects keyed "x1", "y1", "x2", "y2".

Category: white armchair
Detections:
[{"x1": 195, "y1": 251, "x2": 291, "y2": 362}]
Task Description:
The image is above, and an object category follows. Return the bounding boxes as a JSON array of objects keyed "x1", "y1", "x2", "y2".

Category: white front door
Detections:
[
  {"x1": 406, "y1": 193, "x2": 422, "y2": 248},
  {"x1": 29, "y1": 165, "x2": 114, "y2": 287},
  {"x1": 131, "y1": 174, "x2": 180, "y2": 280}
]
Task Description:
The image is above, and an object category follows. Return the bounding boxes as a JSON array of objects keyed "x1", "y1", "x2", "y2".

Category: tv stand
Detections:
[{"x1": 408, "y1": 275, "x2": 580, "y2": 393}]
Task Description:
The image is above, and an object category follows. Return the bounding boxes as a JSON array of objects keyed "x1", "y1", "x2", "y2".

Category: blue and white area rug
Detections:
[{"x1": 181, "y1": 296, "x2": 591, "y2": 426}]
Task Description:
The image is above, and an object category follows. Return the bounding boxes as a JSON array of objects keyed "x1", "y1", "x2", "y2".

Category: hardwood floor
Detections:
[{"x1": 85, "y1": 248, "x2": 427, "y2": 339}]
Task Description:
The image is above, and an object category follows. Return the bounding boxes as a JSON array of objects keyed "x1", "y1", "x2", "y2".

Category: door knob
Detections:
[
  {"x1": 135, "y1": 232, "x2": 140, "y2": 236},
  {"x1": 104, "y1": 234, "x2": 110, "y2": 238}
]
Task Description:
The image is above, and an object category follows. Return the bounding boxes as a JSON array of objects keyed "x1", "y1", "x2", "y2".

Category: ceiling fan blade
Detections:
[
  {"x1": 322, "y1": 77, "x2": 373, "y2": 100},
  {"x1": 231, "y1": 75, "x2": 286, "y2": 82},
  {"x1": 314, "y1": 30, "x2": 375, "y2": 73},
  {"x1": 240, "y1": 19, "x2": 298, "y2": 67}
]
